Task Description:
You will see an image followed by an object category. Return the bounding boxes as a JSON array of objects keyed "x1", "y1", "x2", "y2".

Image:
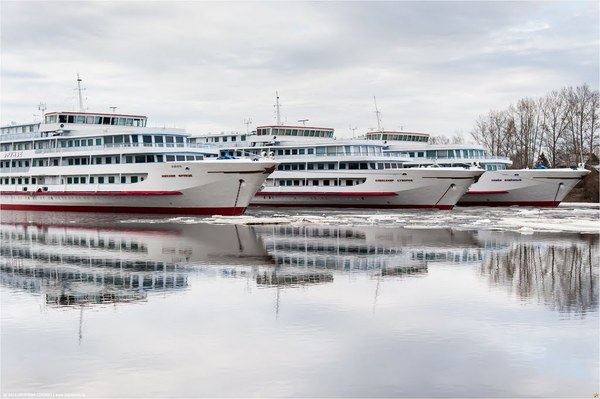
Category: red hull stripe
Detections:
[
  {"x1": 256, "y1": 191, "x2": 398, "y2": 197},
  {"x1": 0, "y1": 204, "x2": 245, "y2": 215},
  {"x1": 1, "y1": 191, "x2": 182, "y2": 196},
  {"x1": 465, "y1": 190, "x2": 510, "y2": 195},
  {"x1": 250, "y1": 203, "x2": 453, "y2": 210},
  {"x1": 457, "y1": 201, "x2": 560, "y2": 207}
]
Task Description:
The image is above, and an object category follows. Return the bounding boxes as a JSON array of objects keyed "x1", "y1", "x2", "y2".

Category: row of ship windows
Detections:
[
  {"x1": 421, "y1": 162, "x2": 507, "y2": 171},
  {"x1": 0, "y1": 154, "x2": 206, "y2": 168},
  {"x1": 3, "y1": 232, "x2": 147, "y2": 252},
  {"x1": 46, "y1": 114, "x2": 147, "y2": 127},
  {"x1": 1, "y1": 175, "x2": 145, "y2": 185},
  {"x1": 199, "y1": 135, "x2": 246, "y2": 143},
  {"x1": 4, "y1": 253, "x2": 187, "y2": 285},
  {"x1": 273, "y1": 179, "x2": 367, "y2": 187},
  {"x1": 0, "y1": 124, "x2": 38, "y2": 135},
  {"x1": 268, "y1": 242, "x2": 403, "y2": 255},
  {"x1": 277, "y1": 162, "x2": 405, "y2": 171},
  {"x1": 272, "y1": 257, "x2": 391, "y2": 269},
  {"x1": 403, "y1": 149, "x2": 487, "y2": 158},
  {"x1": 367, "y1": 133, "x2": 428, "y2": 142},
  {"x1": 266, "y1": 227, "x2": 367, "y2": 238},
  {"x1": 2, "y1": 135, "x2": 186, "y2": 151},
  {"x1": 256, "y1": 128, "x2": 334, "y2": 137},
  {"x1": 5, "y1": 248, "x2": 186, "y2": 271},
  {"x1": 229, "y1": 145, "x2": 384, "y2": 157}
]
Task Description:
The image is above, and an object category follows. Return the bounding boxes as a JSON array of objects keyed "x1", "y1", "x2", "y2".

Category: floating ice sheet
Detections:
[{"x1": 197, "y1": 203, "x2": 600, "y2": 235}]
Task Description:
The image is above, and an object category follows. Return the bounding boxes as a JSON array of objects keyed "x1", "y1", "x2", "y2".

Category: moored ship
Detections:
[
  {"x1": 364, "y1": 130, "x2": 590, "y2": 207},
  {"x1": 1, "y1": 90, "x2": 277, "y2": 215},
  {"x1": 193, "y1": 125, "x2": 485, "y2": 210}
]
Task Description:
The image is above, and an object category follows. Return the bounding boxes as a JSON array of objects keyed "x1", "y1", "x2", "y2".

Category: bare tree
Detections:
[
  {"x1": 585, "y1": 88, "x2": 599, "y2": 165},
  {"x1": 540, "y1": 89, "x2": 570, "y2": 167},
  {"x1": 471, "y1": 84, "x2": 599, "y2": 169},
  {"x1": 429, "y1": 135, "x2": 450, "y2": 144},
  {"x1": 471, "y1": 110, "x2": 512, "y2": 157},
  {"x1": 565, "y1": 85, "x2": 596, "y2": 165}
]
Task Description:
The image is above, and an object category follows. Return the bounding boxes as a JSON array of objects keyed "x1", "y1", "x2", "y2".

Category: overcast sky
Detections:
[{"x1": 1, "y1": 1, "x2": 598, "y2": 139}]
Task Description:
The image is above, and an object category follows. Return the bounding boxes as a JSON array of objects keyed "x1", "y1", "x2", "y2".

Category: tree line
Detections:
[{"x1": 468, "y1": 84, "x2": 598, "y2": 169}]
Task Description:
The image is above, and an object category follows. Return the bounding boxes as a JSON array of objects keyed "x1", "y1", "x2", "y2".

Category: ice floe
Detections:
[{"x1": 198, "y1": 203, "x2": 600, "y2": 235}]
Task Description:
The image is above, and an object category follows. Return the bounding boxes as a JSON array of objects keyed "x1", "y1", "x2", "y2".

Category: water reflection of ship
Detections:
[
  {"x1": 253, "y1": 224, "x2": 483, "y2": 280},
  {"x1": 0, "y1": 211, "x2": 272, "y2": 306},
  {"x1": 475, "y1": 230, "x2": 599, "y2": 315}
]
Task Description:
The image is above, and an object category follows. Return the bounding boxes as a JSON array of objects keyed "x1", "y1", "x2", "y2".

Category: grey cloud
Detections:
[{"x1": 1, "y1": 1, "x2": 597, "y2": 135}]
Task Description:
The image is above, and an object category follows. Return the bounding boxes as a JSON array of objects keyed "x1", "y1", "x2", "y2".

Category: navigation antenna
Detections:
[
  {"x1": 350, "y1": 126, "x2": 357, "y2": 138},
  {"x1": 76, "y1": 73, "x2": 86, "y2": 112},
  {"x1": 38, "y1": 102, "x2": 47, "y2": 115},
  {"x1": 274, "y1": 91, "x2": 282, "y2": 125},
  {"x1": 244, "y1": 118, "x2": 252, "y2": 133},
  {"x1": 374, "y1": 96, "x2": 383, "y2": 132}
]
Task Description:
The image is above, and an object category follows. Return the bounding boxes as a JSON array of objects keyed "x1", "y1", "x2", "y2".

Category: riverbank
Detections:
[{"x1": 565, "y1": 166, "x2": 599, "y2": 203}]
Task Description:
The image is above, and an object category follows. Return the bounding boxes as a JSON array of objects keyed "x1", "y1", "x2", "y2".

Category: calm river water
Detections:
[{"x1": 1, "y1": 207, "x2": 598, "y2": 398}]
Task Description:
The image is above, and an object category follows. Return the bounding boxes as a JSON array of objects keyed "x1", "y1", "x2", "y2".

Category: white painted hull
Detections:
[
  {"x1": 1, "y1": 159, "x2": 277, "y2": 215},
  {"x1": 459, "y1": 168, "x2": 590, "y2": 207},
  {"x1": 252, "y1": 167, "x2": 484, "y2": 210}
]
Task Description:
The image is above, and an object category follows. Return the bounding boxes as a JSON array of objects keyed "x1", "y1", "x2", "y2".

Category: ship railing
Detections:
[
  {"x1": 0, "y1": 167, "x2": 30, "y2": 174},
  {"x1": 387, "y1": 153, "x2": 512, "y2": 161},
  {"x1": 234, "y1": 151, "x2": 388, "y2": 159},
  {"x1": 0, "y1": 132, "x2": 42, "y2": 142},
  {"x1": 30, "y1": 142, "x2": 215, "y2": 154}
]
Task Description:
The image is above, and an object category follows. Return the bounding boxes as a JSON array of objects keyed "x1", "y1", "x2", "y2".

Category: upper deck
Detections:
[
  {"x1": 1, "y1": 111, "x2": 189, "y2": 145},
  {"x1": 256, "y1": 125, "x2": 334, "y2": 139},
  {"x1": 43, "y1": 111, "x2": 147, "y2": 128},
  {"x1": 365, "y1": 130, "x2": 430, "y2": 143}
]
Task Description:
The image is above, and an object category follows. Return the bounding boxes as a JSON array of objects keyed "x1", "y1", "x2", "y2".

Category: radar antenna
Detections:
[
  {"x1": 298, "y1": 119, "x2": 309, "y2": 125},
  {"x1": 244, "y1": 118, "x2": 252, "y2": 133}
]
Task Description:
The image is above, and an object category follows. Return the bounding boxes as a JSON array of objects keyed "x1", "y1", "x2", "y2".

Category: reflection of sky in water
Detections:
[{"x1": 1, "y1": 206, "x2": 598, "y2": 398}]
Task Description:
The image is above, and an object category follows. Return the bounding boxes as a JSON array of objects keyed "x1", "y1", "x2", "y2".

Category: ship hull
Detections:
[
  {"x1": 1, "y1": 160, "x2": 276, "y2": 215},
  {"x1": 458, "y1": 168, "x2": 590, "y2": 207},
  {"x1": 251, "y1": 167, "x2": 484, "y2": 210}
]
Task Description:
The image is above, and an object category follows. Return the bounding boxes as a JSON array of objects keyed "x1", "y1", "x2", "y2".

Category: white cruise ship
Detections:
[
  {"x1": 192, "y1": 125, "x2": 484, "y2": 210},
  {"x1": 0, "y1": 110, "x2": 277, "y2": 215},
  {"x1": 364, "y1": 130, "x2": 590, "y2": 207}
]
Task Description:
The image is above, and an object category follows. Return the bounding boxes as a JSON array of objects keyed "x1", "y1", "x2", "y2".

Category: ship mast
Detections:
[
  {"x1": 274, "y1": 91, "x2": 281, "y2": 125},
  {"x1": 374, "y1": 96, "x2": 383, "y2": 132},
  {"x1": 76, "y1": 73, "x2": 85, "y2": 112}
]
